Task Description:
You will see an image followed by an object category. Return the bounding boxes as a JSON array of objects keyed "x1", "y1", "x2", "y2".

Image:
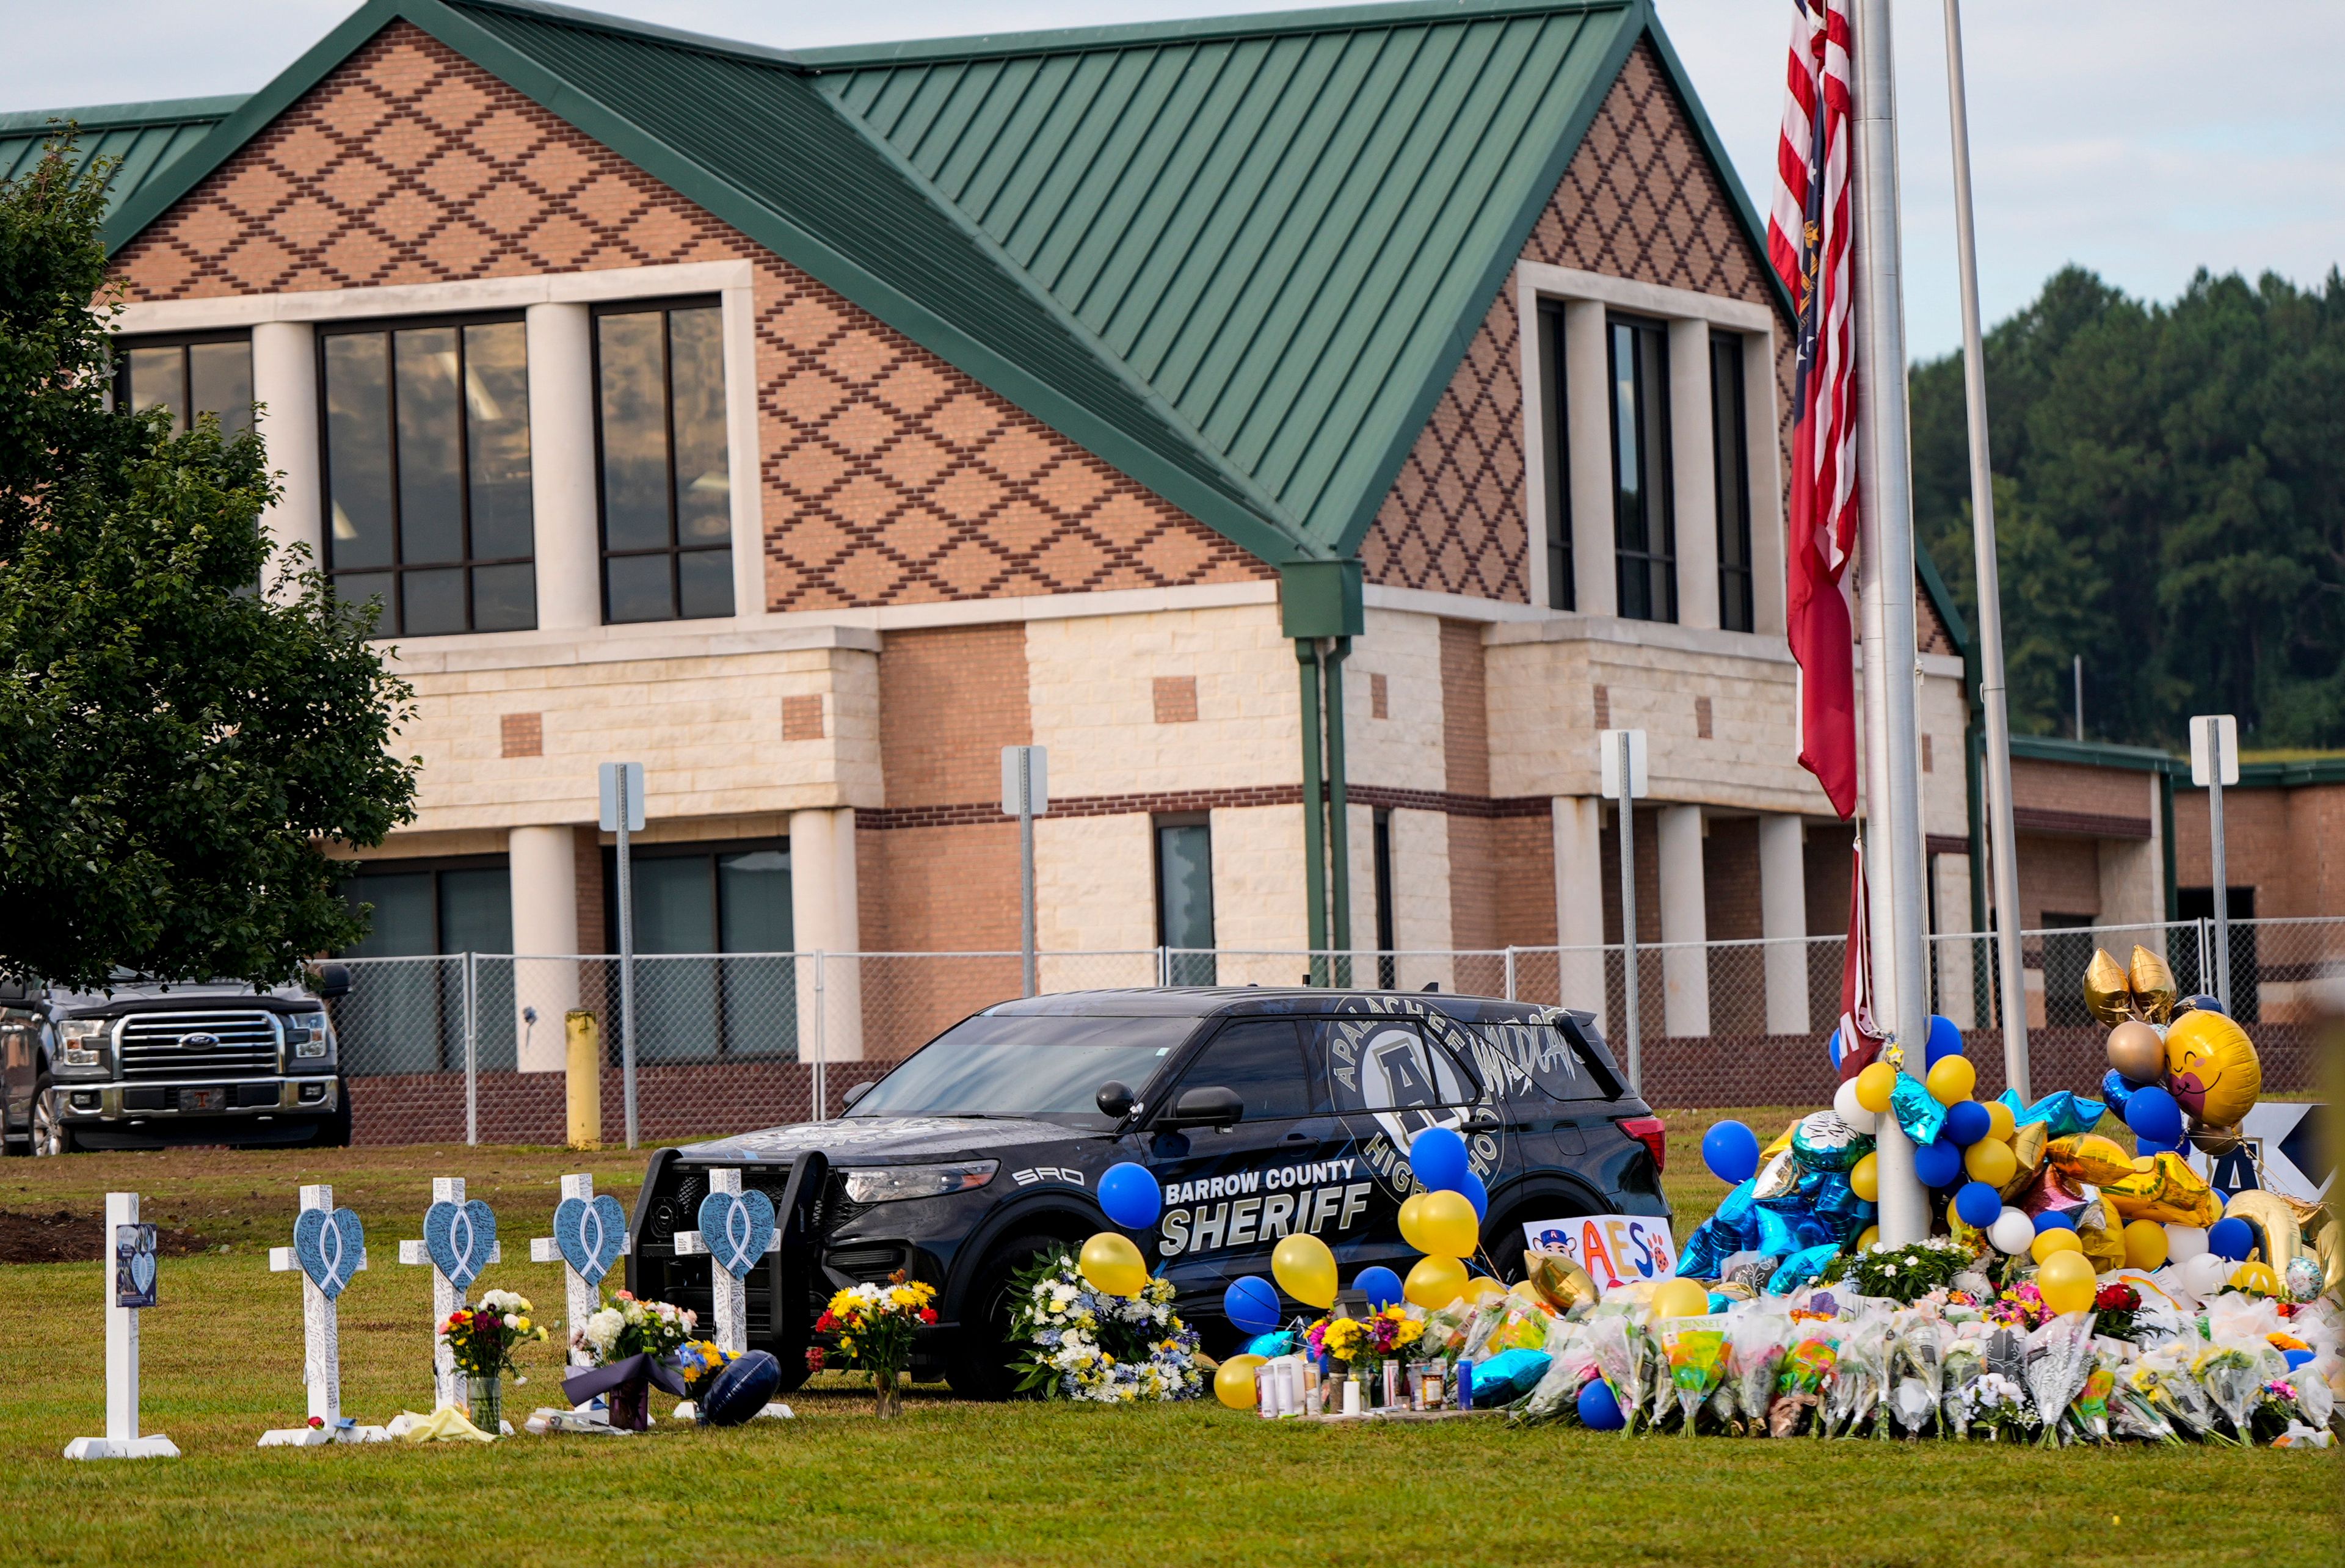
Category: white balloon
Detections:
[
  {"x1": 2178, "y1": 1252, "x2": 2230, "y2": 1299},
  {"x1": 2164, "y1": 1224, "x2": 2209, "y2": 1263},
  {"x1": 1833, "y1": 1078, "x2": 1878, "y2": 1135},
  {"x1": 1988, "y1": 1208, "x2": 2035, "y2": 1255}
]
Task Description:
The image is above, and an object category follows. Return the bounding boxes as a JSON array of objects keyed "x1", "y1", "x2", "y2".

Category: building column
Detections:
[
  {"x1": 789, "y1": 807, "x2": 863, "y2": 1065},
  {"x1": 525, "y1": 302, "x2": 601, "y2": 631},
  {"x1": 250, "y1": 320, "x2": 319, "y2": 587},
  {"x1": 509, "y1": 826, "x2": 580, "y2": 1073},
  {"x1": 1563, "y1": 300, "x2": 1616, "y2": 617},
  {"x1": 1758, "y1": 813, "x2": 1810, "y2": 1036},
  {"x1": 1552, "y1": 796, "x2": 1607, "y2": 1028},
  {"x1": 1657, "y1": 804, "x2": 1710, "y2": 1036},
  {"x1": 1668, "y1": 318, "x2": 1720, "y2": 630},
  {"x1": 1744, "y1": 328, "x2": 1787, "y2": 636}
]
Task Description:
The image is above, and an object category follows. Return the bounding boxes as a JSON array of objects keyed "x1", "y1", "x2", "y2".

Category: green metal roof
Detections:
[
  {"x1": 0, "y1": 96, "x2": 244, "y2": 224},
  {"x1": 76, "y1": 0, "x2": 1773, "y2": 570}
]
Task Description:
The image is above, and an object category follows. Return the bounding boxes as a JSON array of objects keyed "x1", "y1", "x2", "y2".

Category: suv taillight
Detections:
[{"x1": 1616, "y1": 1115, "x2": 1665, "y2": 1173}]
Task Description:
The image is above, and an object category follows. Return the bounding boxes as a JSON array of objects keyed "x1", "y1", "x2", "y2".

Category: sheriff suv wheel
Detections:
[{"x1": 945, "y1": 1232, "x2": 1065, "y2": 1401}]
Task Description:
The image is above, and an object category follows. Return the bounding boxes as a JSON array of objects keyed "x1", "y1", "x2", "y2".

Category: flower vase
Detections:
[
  {"x1": 874, "y1": 1370, "x2": 903, "y2": 1418},
  {"x1": 467, "y1": 1374, "x2": 504, "y2": 1433},
  {"x1": 606, "y1": 1371, "x2": 652, "y2": 1432}
]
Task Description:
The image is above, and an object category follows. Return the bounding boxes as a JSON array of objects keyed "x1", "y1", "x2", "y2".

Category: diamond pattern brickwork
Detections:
[
  {"x1": 1363, "y1": 42, "x2": 1796, "y2": 601},
  {"x1": 113, "y1": 22, "x2": 1266, "y2": 612}
]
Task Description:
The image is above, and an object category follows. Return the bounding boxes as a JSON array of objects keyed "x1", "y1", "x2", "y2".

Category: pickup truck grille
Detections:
[{"x1": 117, "y1": 1011, "x2": 280, "y2": 1080}]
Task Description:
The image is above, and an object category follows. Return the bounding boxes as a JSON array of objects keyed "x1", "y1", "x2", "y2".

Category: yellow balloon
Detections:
[
  {"x1": 1404, "y1": 1254, "x2": 1467, "y2": 1308},
  {"x1": 1855, "y1": 1062, "x2": 1897, "y2": 1115},
  {"x1": 1856, "y1": 1225, "x2": 1880, "y2": 1252},
  {"x1": 1963, "y1": 1137, "x2": 2016, "y2": 1188},
  {"x1": 1461, "y1": 1276, "x2": 1507, "y2": 1309},
  {"x1": 1418, "y1": 1190, "x2": 1482, "y2": 1259},
  {"x1": 1849, "y1": 1152, "x2": 1880, "y2": 1203},
  {"x1": 1652, "y1": 1277, "x2": 1712, "y2": 1319},
  {"x1": 2164, "y1": 1010, "x2": 2264, "y2": 1127},
  {"x1": 2121, "y1": 1219, "x2": 2169, "y2": 1270},
  {"x1": 1397, "y1": 1193, "x2": 1434, "y2": 1254},
  {"x1": 2230, "y1": 1261, "x2": 2281, "y2": 1296},
  {"x1": 1271, "y1": 1232, "x2": 1339, "y2": 1309},
  {"x1": 2036, "y1": 1249, "x2": 2097, "y2": 1315},
  {"x1": 1213, "y1": 1354, "x2": 1267, "y2": 1410},
  {"x1": 2029, "y1": 1228, "x2": 2082, "y2": 1263},
  {"x1": 1983, "y1": 1100, "x2": 2016, "y2": 1142},
  {"x1": 1078, "y1": 1231, "x2": 1148, "y2": 1298},
  {"x1": 1925, "y1": 1056, "x2": 1977, "y2": 1106}
]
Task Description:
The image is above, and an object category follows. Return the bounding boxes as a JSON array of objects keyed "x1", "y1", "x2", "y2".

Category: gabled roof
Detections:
[
  {"x1": 71, "y1": 0, "x2": 1779, "y2": 569},
  {"x1": 0, "y1": 95, "x2": 244, "y2": 224}
]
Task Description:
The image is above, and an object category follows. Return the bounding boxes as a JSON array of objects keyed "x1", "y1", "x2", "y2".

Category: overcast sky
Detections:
[{"x1": 2, "y1": 0, "x2": 2337, "y2": 360}]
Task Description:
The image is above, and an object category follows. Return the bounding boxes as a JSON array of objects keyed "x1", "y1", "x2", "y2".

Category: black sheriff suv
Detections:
[{"x1": 625, "y1": 987, "x2": 1669, "y2": 1398}]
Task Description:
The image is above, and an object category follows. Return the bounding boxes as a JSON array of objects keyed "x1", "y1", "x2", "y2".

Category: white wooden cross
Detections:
[
  {"x1": 671, "y1": 1169, "x2": 776, "y2": 1354},
  {"x1": 64, "y1": 1192, "x2": 178, "y2": 1459},
  {"x1": 529, "y1": 1174, "x2": 631, "y2": 1368},
  {"x1": 259, "y1": 1185, "x2": 387, "y2": 1446},
  {"x1": 396, "y1": 1177, "x2": 500, "y2": 1410}
]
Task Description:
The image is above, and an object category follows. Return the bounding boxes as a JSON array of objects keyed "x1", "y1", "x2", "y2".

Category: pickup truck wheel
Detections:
[
  {"x1": 30, "y1": 1078, "x2": 75, "y2": 1156},
  {"x1": 944, "y1": 1232, "x2": 1063, "y2": 1401},
  {"x1": 310, "y1": 1084, "x2": 353, "y2": 1147}
]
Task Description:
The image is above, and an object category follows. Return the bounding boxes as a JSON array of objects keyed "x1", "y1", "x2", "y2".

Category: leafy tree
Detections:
[
  {"x1": 1910, "y1": 264, "x2": 2345, "y2": 750},
  {"x1": 0, "y1": 138, "x2": 416, "y2": 990}
]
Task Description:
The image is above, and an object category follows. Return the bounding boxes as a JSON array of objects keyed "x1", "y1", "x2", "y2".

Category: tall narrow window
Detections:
[
  {"x1": 1609, "y1": 316, "x2": 1676, "y2": 622},
  {"x1": 602, "y1": 839, "x2": 796, "y2": 1061},
  {"x1": 117, "y1": 333, "x2": 253, "y2": 438},
  {"x1": 595, "y1": 300, "x2": 732, "y2": 623},
  {"x1": 321, "y1": 317, "x2": 536, "y2": 636},
  {"x1": 1155, "y1": 816, "x2": 1216, "y2": 985},
  {"x1": 1372, "y1": 807, "x2": 1396, "y2": 989},
  {"x1": 1536, "y1": 300, "x2": 1572, "y2": 610},
  {"x1": 1711, "y1": 331, "x2": 1756, "y2": 633}
]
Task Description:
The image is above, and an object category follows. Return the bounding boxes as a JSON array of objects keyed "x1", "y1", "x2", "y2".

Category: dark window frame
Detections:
[
  {"x1": 316, "y1": 309, "x2": 536, "y2": 637},
  {"x1": 590, "y1": 294, "x2": 733, "y2": 626},
  {"x1": 1710, "y1": 330, "x2": 1756, "y2": 633},
  {"x1": 1607, "y1": 312, "x2": 1677, "y2": 623},
  {"x1": 336, "y1": 852, "x2": 512, "y2": 956},
  {"x1": 598, "y1": 835, "x2": 793, "y2": 955},
  {"x1": 1372, "y1": 807, "x2": 1396, "y2": 989},
  {"x1": 1535, "y1": 299, "x2": 1572, "y2": 611},
  {"x1": 112, "y1": 328, "x2": 255, "y2": 437},
  {"x1": 1153, "y1": 812, "x2": 1216, "y2": 986}
]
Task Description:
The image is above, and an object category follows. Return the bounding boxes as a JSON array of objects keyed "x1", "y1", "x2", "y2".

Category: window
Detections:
[
  {"x1": 1711, "y1": 332, "x2": 1756, "y2": 633},
  {"x1": 1609, "y1": 315, "x2": 1676, "y2": 622},
  {"x1": 594, "y1": 300, "x2": 732, "y2": 623},
  {"x1": 1536, "y1": 300, "x2": 1572, "y2": 610},
  {"x1": 339, "y1": 858, "x2": 513, "y2": 957},
  {"x1": 321, "y1": 316, "x2": 536, "y2": 636},
  {"x1": 602, "y1": 839, "x2": 794, "y2": 1059},
  {"x1": 335, "y1": 857, "x2": 513, "y2": 1074},
  {"x1": 1155, "y1": 817, "x2": 1216, "y2": 985},
  {"x1": 116, "y1": 333, "x2": 253, "y2": 438},
  {"x1": 1174, "y1": 1018, "x2": 1322, "y2": 1121},
  {"x1": 1372, "y1": 808, "x2": 1396, "y2": 989}
]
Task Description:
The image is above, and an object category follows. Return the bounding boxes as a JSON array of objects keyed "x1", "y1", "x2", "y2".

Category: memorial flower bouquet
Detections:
[
  {"x1": 672, "y1": 1340, "x2": 733, "y2": 1393},
  {"x1": 1007, "y1": 1248, "x2": 1201, "y2": 1405},
  {"x1": 442, "y1": 1289, "x2": 548, "y2": 1429},
  {"x1": 818, "y1": 1271, "x2": 938, "y2": 1415},
  {"x1": 564, "y1": 1291, "x2": 697, "y2": 1432}
]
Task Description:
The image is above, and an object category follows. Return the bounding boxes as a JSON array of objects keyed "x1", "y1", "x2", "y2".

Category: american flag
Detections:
[{"x1": 1770, "y1": 0, "x2": 1860, "y2": 822}]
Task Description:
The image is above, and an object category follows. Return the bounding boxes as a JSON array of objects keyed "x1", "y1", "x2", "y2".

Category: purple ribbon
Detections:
[{"x1": 562, "y1": 1351, "x2": 688, "y2": 1406}]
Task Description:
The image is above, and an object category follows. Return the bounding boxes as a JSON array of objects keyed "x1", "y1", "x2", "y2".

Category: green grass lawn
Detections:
[{"x1": 0, "y1": 1133, "x2": 2333, "y2": 1566}]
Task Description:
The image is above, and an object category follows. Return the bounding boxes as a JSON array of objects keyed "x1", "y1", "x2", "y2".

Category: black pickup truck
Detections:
[
  {"x1": 624, "y1": 986, "x2": 1669, "y2": 1398},
  {"x1": 0, "y1": 967, "x2": 353, "y2": 1155}
]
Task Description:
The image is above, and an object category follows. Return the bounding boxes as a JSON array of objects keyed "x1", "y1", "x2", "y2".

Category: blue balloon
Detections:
[
  {"x1": 2100, "y1": 1069, "x2": 2141, "y2": 1116},
  {"x1": 2178, "y1": 993, "x2": 2225, "y2": 1017},
  {"x1": 1913, "y1": 1138, "x2": 1963, "y2": 1188},
  {"x1": 1243, "y1": 1330, "x2": 1295, "y2": 1359},
  {"x1": 2134, "y1": 1131, "x2": 2185, "y2": 1158},
  {"x1": 2285, "y1": 1348, "x2": 2317, "y2": 1372},
  {"x1": 1577, "y1": 1377, "x2": 1626, "y2": 1432},
  {"x1": 1353, "y1": 1266, "x2": 1404, "y2": 1312},
  {"x1": 2033, "y1": 1209, "x2": 2076, "y2": 1235},
  {"x1": 1953, "y1": 1181, "x2": 2003, "y2": 1228},
  {"x1": 698, "y1": 1351, "x2": 782, "y2": 1426},
  {"x1": 1224, "y1": 1276, "x2": 1282, "y2": 1335},
  {"x1": 1097, "y1": 1161, "x2": 1163, "y2": 1230},
  {"x1": 2122, "y1": 1086, "x2": 2184, "y2": 1148},
  {"x1": 1942, "y1": 1100, "x2": 1991, "y2": 1148},
  {"x1": 1459, "y1": 1167, "x2": 1489, "y2": 1221},
  {"x1": 1410, "y1": 1126, "x2": 1470, "y2": 1194},
  {"x1": 2208, "y1": 1216, "x2": 2255, "y2": 1262},
  {"x1": 1827, "y1": 1026, "x2": 1844, "y2": 1070},
  {"x1": 1701, "y1": 1119, "x2": 1761, "y2": 1185},
  {"x1": 1925, "y1": 1014, "x2": 1965, "y2": 1066}
]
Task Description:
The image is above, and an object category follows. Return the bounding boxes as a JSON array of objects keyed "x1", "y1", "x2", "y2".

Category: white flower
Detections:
[
  {"x1": 584, "y1": 1307, "x2": 623, "y2": 1355},
  {"x1": 503, "y1": 1313, "x2": 520, "y2": 1330}
]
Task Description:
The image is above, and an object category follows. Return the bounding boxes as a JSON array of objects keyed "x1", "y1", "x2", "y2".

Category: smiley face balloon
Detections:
[{"x1": 2162, "y1": 1009, "x2": 2262, "y2": 1126}]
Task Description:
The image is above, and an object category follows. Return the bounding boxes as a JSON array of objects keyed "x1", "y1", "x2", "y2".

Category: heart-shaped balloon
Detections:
[
  {"x1": 423, "y1": 1198, "x2": 496, "y2": 1291},
  {"x1": 294, "y1": 1206, "x2": 366, "y2": 1299},
  {"x1": 696, "y1": 1188, "x2": 776, "y2": 1280},
  {"x1": 553, "y1": 1193, "x2": 627, "y2": 1285}
]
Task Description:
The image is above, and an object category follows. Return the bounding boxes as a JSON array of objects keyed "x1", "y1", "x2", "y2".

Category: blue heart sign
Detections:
[
  {"x1": 553, "y1": 1193, "x2": 627, "y2": 1285},
  {"x1": 696, "y1": 1188, "x2": 776, "y2": 1279},
  {"x1": 115, "y1": 1223, "x2": 158, "y2": 1310},
  {"x1": 423, "y1": 1198, "x2": 496, "y2": 1291},
  {"x1": 293, "y1": 1206, "x2": 366, "y2": 1300}
]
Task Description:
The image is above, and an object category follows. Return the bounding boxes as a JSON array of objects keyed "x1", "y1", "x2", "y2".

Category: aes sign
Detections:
[{"x1": 1522, "y1": 1213, "x2": 1677, "y2": 1292}]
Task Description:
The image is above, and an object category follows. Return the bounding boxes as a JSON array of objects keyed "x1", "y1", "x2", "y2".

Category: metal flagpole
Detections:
[
  {"x1": 1850, "y1": 0, "x2": 1931, "y2": 1244},
  {"x1": 1941, "y1": 0, "x2": 2031, "y2": 1102}
]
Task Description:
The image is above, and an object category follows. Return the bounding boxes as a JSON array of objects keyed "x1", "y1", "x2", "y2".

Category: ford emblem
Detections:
[{"x1": 181, "y1": 1032, "x2": 220, "y2": 1050}]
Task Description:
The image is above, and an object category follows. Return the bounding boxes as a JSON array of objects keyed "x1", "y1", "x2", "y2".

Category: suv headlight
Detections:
[
  {"x1": 286, "y1": 1011, "x2": 333, "y2": 1061},
  {"x1": 842, "y1": 1161, "x2": 998, "y2": 1205},
  {"x1": 57, "y1": 1018, "x2": 109, "y2": 1072}
]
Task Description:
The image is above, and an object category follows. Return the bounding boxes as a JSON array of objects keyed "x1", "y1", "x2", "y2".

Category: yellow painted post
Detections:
[{"x1": 565, "y1": 1011, "x2": 601, "y2": 1150}]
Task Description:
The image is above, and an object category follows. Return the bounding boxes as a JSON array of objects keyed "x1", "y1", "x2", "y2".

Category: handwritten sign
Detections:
[
  {"x1": 1521, "y1": 1214, "x2": 1678, "y2": 1292},
  {"x1": 64, "y1": 1193, "x2": 178, "y2": 1460}
]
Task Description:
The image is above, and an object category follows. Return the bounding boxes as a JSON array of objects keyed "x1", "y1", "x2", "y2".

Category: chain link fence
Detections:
[{"x1": 324, "y1": 916, "x2": 2341, "y2": 1146}]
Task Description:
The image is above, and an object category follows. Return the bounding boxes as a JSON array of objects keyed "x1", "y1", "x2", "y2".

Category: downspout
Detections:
[
  {"x1": 1965, "y1": 662, "x2": 1990, "y2": 1028},
  {"x1": 1324, "y1": 636, "x2": 1353, "y2": 987},
  {"x1": 1296, "y1": 638, "x2": 1328, "y2": 984}
]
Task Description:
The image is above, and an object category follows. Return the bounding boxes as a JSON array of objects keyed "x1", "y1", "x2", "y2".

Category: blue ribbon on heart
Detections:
[
  {"x1": 293, "y1": 1206, "x2": 366, "y2": 1300},
  {"x1": 129, "y1": 1244, "x2": 156, "y2": 1298},
  {"x1": 553, "y1": 1193, "x2": 627, "y2": 1285},
  {"x1": 696, "y1": 1188, "x2": 776, "y2": 1279},
  {"x1": 423, "y1": 1198, "x2": 496, "y2": 1291}
]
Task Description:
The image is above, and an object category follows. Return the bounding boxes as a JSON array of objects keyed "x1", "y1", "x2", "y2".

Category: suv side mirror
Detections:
[
  {"x1": 841, "y1": 1080, "x2": 875, "y2": 1110},
  {"x1": 1162, "y1": 1085, "x2": 1243, "y2": 1130},
  {"x1": 310, "y1": 963, "x2": 352, "y2": 1001},
  {"x1": 1095, "y1": 1080, "x2": 1135, "y2": 1119}
]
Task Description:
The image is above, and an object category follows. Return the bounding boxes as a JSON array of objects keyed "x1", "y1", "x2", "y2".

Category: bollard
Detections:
[{"x1": 565, "y1": 1010, "x2": 601, "y2": 1150}]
